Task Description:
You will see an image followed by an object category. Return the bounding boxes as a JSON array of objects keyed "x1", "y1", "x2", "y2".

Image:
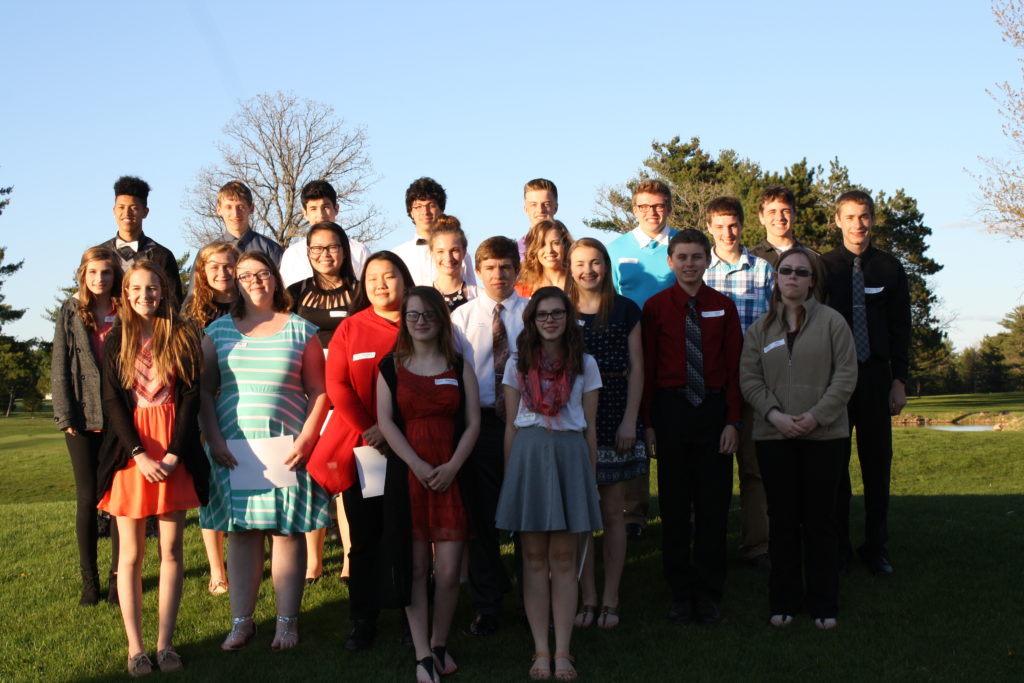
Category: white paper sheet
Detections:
[
  {"x1": 354, "y1": 446, "x2": 388, "y2": 498},
  {"x1": 226, "y1": 435, "x2": 298, "y2": 490}
]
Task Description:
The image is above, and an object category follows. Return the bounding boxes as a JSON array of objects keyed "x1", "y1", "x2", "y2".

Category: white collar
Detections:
[{"x1": 630, "y1": 224, "x2": 672, "y2": 248}]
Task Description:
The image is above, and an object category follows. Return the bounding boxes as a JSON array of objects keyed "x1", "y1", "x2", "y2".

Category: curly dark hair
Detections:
[
  {"x1": 113, "y1": 176, "x2": 151, "y2": 206},
  {"x1": 404, "y1": 177, "x2": 447, "y2": 216}
]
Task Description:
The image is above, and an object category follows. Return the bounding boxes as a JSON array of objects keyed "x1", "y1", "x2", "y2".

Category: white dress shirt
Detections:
[
  {"x1": 279, "y1": 236, "x2": 371, "y2": 287},
  {"x1": 451, "y1": 292, "x2": 527, "y2": 408},
  {"x1": 392, "y1": 237, "x2": 477, "y2": 288}
]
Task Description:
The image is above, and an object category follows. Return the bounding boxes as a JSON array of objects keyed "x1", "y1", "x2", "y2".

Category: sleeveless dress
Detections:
[
  {"x1": 579, "y1": 295, "x2": 648, "y2": 485},
  {"x1": 199, "y1": 314, "x2": 330, "y2": 533},
  {"x1": 396, "y1": 364, "x2": 469, "y2": 541},
  {"x1": 98, "y1": 340, "x2": 200, "y2": 518}
]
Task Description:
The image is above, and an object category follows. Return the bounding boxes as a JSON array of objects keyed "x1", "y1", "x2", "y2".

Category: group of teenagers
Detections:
[{"x1": 52, "y1": 173, "x2": 910, "y2": 681}]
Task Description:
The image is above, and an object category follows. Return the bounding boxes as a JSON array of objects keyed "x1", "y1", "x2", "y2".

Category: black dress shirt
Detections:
[{"x1": 821, "y1": 244, "x2": 911, "y2": 383}]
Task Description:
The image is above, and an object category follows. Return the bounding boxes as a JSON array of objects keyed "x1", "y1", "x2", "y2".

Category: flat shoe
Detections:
[
  {"x1": 271, "y1": 615, "x2": 299, "y2": 650},
  {"x1": 156, "y1": 648, "x2": 183, "y2": 673},
  {"x1": 815, "y1": 617, "x2": 838, "y2": 630},
  {"x1": 432, "y1": 645, "x2": 458, "y2": 675},
  {"x1": 573, "y1": 604, "x2": 597, "y2": 628},
  {"x1": 529, "y1": 652, "x2": 551, "y2": 681},
  {"x1": 554, "y1": 653, "x2": 577, "y2": 681},
  {"x1": 769, "y1": 614, "x2": 794, "y2": 627},
  {"x1": 127, "y1": 653, "x2": 152, "y2": 677},
  {"x1": 597, "y1": 604, "x2": 620, "y2": 629},
  {"x1": 208, "y1": 579, "x2": 228, "y2": 596},
  {"x1": 221, "y1": 616, "x2": 256, "y2": 651}
]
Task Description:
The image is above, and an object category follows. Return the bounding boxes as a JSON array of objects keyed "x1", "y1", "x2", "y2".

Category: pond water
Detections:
[{"x1": 923, "y1": 425, "x2": 996, "y2": 432}]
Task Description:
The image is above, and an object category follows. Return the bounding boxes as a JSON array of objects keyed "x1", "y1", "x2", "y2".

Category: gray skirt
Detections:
[{"x1": 495, "y1": 426, "x2": 603, "y2": 533}]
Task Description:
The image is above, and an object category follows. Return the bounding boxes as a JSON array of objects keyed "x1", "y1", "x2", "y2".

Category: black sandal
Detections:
[
  {"x1": 416, "y1": 655, "x2": 437, "y2": 683},
  {"x1": 432, "y1": 645, "x2": 458, "y2": 675}
]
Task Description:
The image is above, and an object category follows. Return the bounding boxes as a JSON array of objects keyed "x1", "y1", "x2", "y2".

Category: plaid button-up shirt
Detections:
[{"x1": 703, "y1": 247, "x2": 775, "y2": 335}]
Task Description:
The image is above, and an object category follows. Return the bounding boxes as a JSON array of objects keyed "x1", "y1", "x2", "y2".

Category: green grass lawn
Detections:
[
  {"x1": 902, "y1": 391, "x2": 1024, "y2": 425},
  {"x1": 1, "y1": 404, "x2": 1022, "y2": 682}
]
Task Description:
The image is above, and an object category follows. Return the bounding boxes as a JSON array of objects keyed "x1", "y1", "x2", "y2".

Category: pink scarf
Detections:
[{"x1": 518, "y1": 350, "x2": 575, "y2": 423}]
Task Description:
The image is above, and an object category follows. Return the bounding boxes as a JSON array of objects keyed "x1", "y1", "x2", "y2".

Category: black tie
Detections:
[
  {"x1": 852, "y1": 256, "x2": 870, "y2": 363},
  {"x1": 685, "y1": 298, "x2": 705, "y2": 407}
]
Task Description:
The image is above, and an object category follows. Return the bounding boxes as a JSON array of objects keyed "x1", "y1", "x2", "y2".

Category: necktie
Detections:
[
  {"x1": 492, "y1": 303, "x2": 510, "y2": 421},
  {"x1": 684, "y1": 298, "x2": 705, "y2": 407},
  {"x1": 852, "y1": 256, "x2": 870, "y2": 363}
]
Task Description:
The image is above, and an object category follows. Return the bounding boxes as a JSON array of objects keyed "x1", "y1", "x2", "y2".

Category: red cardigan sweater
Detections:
[{"x1": 307, "y1": 307, "x2": 399, "y2": 494}]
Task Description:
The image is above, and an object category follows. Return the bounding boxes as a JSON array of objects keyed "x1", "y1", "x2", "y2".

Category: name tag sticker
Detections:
[
  {"x1": 232, "y1": 341, "x2": 248, "y2": 349},
  {"x1": 865, "y1": 286, "x2": 884, "y2": 294},
  {"x1": 763, "y1": 339, "x2": 786, "y2": 353},
  {"x1": 352, "y1": 351, "x2": 376, "y2": 361},
  {"x1": 702, "y1": 309, "x2": 725, "y2": 318},
  {"x1": 618, "y1": 257, "x2": 639, "y2": 264},
  {"x1": 329, "y1": 310, "x2": 348, "y2": 318},
  {"x1": 103, "y1": 315, "x2": 117, "y2": 323},
  {"x1": 435, "y1": 378, "x2": 458, "y2": 387}
]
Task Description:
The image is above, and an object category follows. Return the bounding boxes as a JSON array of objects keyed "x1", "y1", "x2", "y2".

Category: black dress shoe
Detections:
[
  {"x1": 858, "y1": 547, "x2": 894, "y2": 576},
  {"x1": 468, "y1": 613, "x2": 498, "y2": 636},
  {"x1": 694, "y1": 597, "x2": 721, "y2": 625},
  {"x1": 625, "y1": 523, "x2": 644, "y2": 539},
  {"x1": 345, "y1": 619, "x2": 377, "y2": 650},
  {"x1": 668, "y1": 600, "x2": 692, "y2": 625}
]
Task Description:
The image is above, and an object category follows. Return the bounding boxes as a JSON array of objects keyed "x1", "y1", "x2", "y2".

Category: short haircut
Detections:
[
  {"x1": 632, "y1": 179, "x2": 672, "y2": 206},
  {"x1": 668, "y1": 228, "x2": 711, "y2": 259},
  {"x1": 301, "y1": 180, "x2": 338, "y2": 208},
  {"x1": 836, "y1": 189, "x2": 875, "y2": 217},
  {"x1": 405, "y1": 177, "x2": 447, "y2": 216},
  {"x1": 429, "y1": 214, "x2": 468, "y2": 249},
  {"x1": 231, "y1": 250, "x2": 291, "y2": 317},
  {"x1": 218, "y1": 180, "x2": 254, "y2": 207},
  {"x1": 523, "y1": 178, "x2": 558, "y2": 199},
  {"x1": 475, "y1": 236, "x2": 520, "y2": 271},
  {"x1": 758, "y1": 185, "x2": 796, "y2": 213},
  {"x1": 113, "y1": 176, "x2": 151, "y2": 206},
  {"x1": 705, "y1": 196, "x2": 744, "y2": 225}
]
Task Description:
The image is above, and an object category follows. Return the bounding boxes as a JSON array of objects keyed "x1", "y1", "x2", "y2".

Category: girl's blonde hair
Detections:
[{"x1": 75, "y1": 247, "x2": 122, "y2": 332}]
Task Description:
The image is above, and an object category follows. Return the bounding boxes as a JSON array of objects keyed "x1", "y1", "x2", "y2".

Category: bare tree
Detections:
[
  {"x1": 974, "y1": 0, "x2": 1024, "y2": 239},
  {"x1": 183, "y1": 91, "x2": 389, "y2": 248}
]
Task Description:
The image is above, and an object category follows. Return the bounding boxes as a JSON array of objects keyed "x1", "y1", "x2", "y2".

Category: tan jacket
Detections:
[{"x1": 740, "y1": 296, "x2": 858, "y2": 441}]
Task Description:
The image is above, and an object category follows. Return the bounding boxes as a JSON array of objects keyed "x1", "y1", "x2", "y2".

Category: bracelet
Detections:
[{"x1": 130, "y1": 446, "x2": 145, "y2": 459}]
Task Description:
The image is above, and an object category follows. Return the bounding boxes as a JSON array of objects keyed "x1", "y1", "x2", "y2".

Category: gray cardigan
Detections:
[{"x1": 51, "y1": 298, "x2": 106, "y2": 431}]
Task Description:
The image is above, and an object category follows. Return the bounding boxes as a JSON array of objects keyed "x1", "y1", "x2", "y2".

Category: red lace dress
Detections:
[
  {"x1": 396, "y1": 364, "x2": 469, "y2": 541},
  {"x1": 98, "y1": 340, "x2": 200, "y2": 519}
]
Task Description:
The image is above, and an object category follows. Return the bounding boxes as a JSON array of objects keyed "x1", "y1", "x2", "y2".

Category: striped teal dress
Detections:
[{"x1": 199, "y1": 314, "x2": 330, "y2": 533}]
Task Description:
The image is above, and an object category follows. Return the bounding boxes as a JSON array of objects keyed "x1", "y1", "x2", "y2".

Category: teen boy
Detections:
[
  {"x1": 279, "y1": 180, "x2": 372, "y2": 286},
  {"x1": 642, "y1": 229, "x2": 742, "y2": 625},
  {"x1": 821, "y1": 190, "x2": 910, "y2": 576},
  {"x1": 96, "y1": 175, "x2": 184, "y2": 304},
  {"x1": 750, "y1": 186, "x2": 820, "y2": 269},
  {"x1": 703, "y1": 196, "x2": 774, "y2": 569},
  {"x1": 451, "y1": 237, "x2": 527, "y2": 636},
  {"x1": 518, "y1": 178, "x2": 559, "y2": 260},
  {"x1": 605, "y1": 179, "x2": 679, "y2": 538},
  {"x1": 393, "y1": 177, "x2": 476, "y2": 287}
]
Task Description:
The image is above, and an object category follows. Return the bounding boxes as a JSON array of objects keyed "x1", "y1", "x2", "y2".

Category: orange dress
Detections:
[{"x1": 98, "y1": 341, "x2": 200, "y2": 519}]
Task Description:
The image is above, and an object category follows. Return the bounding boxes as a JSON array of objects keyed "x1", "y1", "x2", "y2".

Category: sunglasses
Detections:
[{"x1": 777, "y1": 266, "x2": 812, "y2": 278}]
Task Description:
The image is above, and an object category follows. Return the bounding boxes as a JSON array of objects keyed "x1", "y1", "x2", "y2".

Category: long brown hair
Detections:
[
  {"x1": 564, "y1": 237, "x2": 615, "y2": 329},
  {"x1": 517, "y1": 219, "x2": 573, "y2": 291},
  {"x1": 75, "y1": 247, "x2": 122, "y2": 332},
  {"x1": 231, "y1": 251, "x2": 292, "y2": 318},
  {"x1": 515, "y1": 287, "x2": 584, "y2": 375},
  {"x1": 762, "y1": 247, "x2": 821, "y2": 332},
  {"x1": 392, "y1": 286, "x2": 460, "y2": 368},
  {"x1": 184, "y1": 242, "x2": 239, "y2": 328},
  {"x1": 117, "y1": 261, "x2": 199, "y2": 388}
]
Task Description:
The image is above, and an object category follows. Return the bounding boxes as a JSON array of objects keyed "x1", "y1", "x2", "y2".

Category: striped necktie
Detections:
[
  {"x1": 852, "y1": 256, "x2": 870, "y2": 363},
  {"x1": 684, "y1": 298, "x2": 705, "y2": 407}
]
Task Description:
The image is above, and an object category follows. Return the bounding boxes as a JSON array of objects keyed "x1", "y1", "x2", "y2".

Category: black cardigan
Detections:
[{"x1": 95, "y1": 328, "x2": 209, "y2": 506}]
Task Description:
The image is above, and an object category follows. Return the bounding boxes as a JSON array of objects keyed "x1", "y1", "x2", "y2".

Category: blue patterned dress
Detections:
[{"x1": 199, "y1": 314, "x2": 330, "y2": 533}]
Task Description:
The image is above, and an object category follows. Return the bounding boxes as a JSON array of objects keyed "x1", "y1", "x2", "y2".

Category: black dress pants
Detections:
[
  {"x1": 460, "y1": 409, "x2": 511, "y2": 616},
  {"x1": 652, "y1": 390, "x2": 732, "y2": 604},
  {"x1": 757, "y1": 438, "x2": 844, "y2": 618},
  {"x1": 837, "y1": 358, "x2": 893, "y2": 554},
  {"x1": 66, "y1": 431, "x2": 119, "y2": 575}
]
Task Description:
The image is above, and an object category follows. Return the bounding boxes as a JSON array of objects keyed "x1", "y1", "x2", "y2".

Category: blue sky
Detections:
[{"x1": 2, "y1": 1, "x2": 1023, "y2": 349}]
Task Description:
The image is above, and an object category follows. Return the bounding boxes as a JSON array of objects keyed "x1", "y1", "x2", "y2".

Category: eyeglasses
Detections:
[
  {"x1": 635, "y1": 203, "x2": 668, "y2": 214},
  {"x1": 404, "y1": 310, "x2": 440, "y2": 323},
  {"x1": 411, "y1": 202, "x2": 438, "y2": 213},
  {"x1": 308, "y1": 244, "x2": 342, "y2": 256},
  {"x1": 777, "y1": 266, "x2": 812, "y2": 278},
  {"x1": 236, "y1": 270, "x2": 273, "y2": 284},
  {"x1": 535, "y1": 309, "x2": 567, "y2": 322}
]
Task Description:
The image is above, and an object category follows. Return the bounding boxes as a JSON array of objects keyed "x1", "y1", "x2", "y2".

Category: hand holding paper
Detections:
[{"x1": 226, "y1": 435, "x2": 299, "y2": 489}]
